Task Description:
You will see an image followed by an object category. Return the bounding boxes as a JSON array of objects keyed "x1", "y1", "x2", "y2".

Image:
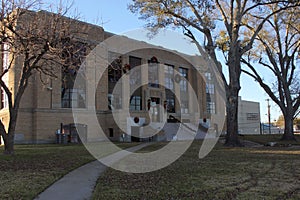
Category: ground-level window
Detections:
[
  {"x1": 130, "y1": 96, "x2": 142, "y2": 111},
  {"x1": 207, "y1": 101, "x2": 216, "y2": 114},
  {"x1": 165, "y1": 89, "x2": 175, "y2": 113}
]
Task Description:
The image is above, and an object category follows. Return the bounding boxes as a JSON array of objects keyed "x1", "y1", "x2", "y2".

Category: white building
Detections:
[{"x1": 238, "y1": 97, "x2": 261, "y2": 135}]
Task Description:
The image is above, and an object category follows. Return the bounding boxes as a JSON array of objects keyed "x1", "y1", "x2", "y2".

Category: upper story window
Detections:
[
  {"x1": 61, "y1": 66, "x2": 86, "y2": 108},
  {"x1": 2, "y1": 43, "x2": 9, "y2": 70},
  {"x1": 108, "y1": 52, "x2": 122, "y2": 110},
  {"x1": 148, "y1": 56, "x2": 159, "y2": 88},
  {"x1": 61, "y1": 41, "x2": 87, "y2": 108},
  {"x1": 164, "y1": 64, "x2": 175, "y2": 113},
  {"x1": 179, "y1": 67, "x2": 188, "y2": 92},
  {"x1": 129, "y1": 56, "x2": 142, "y2": 88},
  {"x1": 179, "y1": 67, "x2": 189, "y2": 113},
  {"x1": 205, "y1": 72, "x2": 211, "y2": 81},
  {"x1": 129, "y1": 56, "x2": 142, "y2": 111},
  {"x1": 206, "y1": 83, "x2": 215, "y2": 94},
  {"x1": 108, "y1": 52, "x2": 122, "y2": 83},
  {"x1": 1, "y1": 43, "x2": 9, "y2": 109},
  {"x1": 164, "y1": 64, "x2": 174, "y2": 90}
]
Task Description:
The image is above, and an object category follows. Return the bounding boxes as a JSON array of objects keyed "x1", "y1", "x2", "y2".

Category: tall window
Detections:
[
  {"x1": 205, "y1": 72, "x2": 216, "y2": 114},
  {"x1": 206, "y1": 83, "x2": 215, "y2": 94},
  {"x1": 164, "y1": 64, "x2": 175, "y2": 113},
  {"x1": 108, "y1": 52, "x2": 122, "y2": 110},
  {"x1": 61, "y1": 41, "x2": 86, "y2": 108},
  {"x1": 1, "y1": 43, "x2": 9, "y2": 109},
  {"x1": 148, "y1": 56, "x2": 159, "y2": 88},
  {"x1": 130, "y1": 96, "x2": 142, "y2": 110},
  {"x1": 179, "y1": 67, "x2": 188, "y2": 113},
  {"x1": 61, "y1": 68, "x2": 86, "y2": 108},
  {"x1": 207, "y1": 102, "x2": 216, "y2": 114},
  {"x1": 129, "y1": 56, "x2": 142, "y2": 110}
]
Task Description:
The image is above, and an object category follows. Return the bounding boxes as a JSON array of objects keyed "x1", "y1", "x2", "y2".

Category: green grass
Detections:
[
  {"x1": 92, "y1": 140, "x2": 300, "y2": 200},
  {"x1": 0, "y1": 142, "x2": 137, "y2": 200}
]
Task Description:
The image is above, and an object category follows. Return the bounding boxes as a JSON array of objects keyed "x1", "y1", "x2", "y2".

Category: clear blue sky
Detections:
[{"x1": 45, "y1": 0, "x2": 281, "y2": 123}]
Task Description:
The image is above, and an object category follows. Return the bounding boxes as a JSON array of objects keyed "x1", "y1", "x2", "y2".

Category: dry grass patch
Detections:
[
  {"x1": 93, "y1": 141, "x2": 300, "y2": 200},
  {"x1": 0, "y1": 142, "x2": 137, "y2": 199}
]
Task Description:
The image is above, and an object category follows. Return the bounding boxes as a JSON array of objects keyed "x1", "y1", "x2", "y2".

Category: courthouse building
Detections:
[{"x1": 0, "y1": 10, "x2": 224, "y2": 143}]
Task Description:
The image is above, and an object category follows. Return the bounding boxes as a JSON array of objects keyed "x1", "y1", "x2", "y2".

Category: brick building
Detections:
[{"x1": 0, "y1": 10, "x2": 224, "y2": 143}]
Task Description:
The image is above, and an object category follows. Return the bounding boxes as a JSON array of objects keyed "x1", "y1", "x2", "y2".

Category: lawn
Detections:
[
  {"x1": 92, "y1": 139, "x2": 300, "y2": 200},
  {"x1": 1, "y1": 136, "x2": 300, "y2": 200},
  {"x1": 0, "y1": 144, "x2": 94, "y2": 199},
  {"x1": 0, "y1": 142, "x2": 136, "y2": 200},
  {"x1": 240, "y1": 134, "x2": 300, "y2": 146}
]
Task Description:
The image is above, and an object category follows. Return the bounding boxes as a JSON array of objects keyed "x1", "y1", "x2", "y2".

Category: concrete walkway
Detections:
[{"x1": 34, "y1": 143, "x2": 151, "y2": 200}]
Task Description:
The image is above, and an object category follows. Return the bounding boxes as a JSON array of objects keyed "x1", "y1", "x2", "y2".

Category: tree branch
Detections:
[{"x1": 242, "y1": 3, "x2": 300, "y2": 54}]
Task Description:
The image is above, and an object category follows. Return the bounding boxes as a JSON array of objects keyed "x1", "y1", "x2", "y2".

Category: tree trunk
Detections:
[
  {"x1": 3, "y1": 132, "x2": 14, "y2": 155},
  {"x1": 3, "y1": 110, "x2": 18, "y2": 155},
  {"x1": 225, "y1": 88, "x2": 243, "y2": 146},
  {"x1": 281, "y1": 113, "x2": 296, "y2": 141},
  {"x1": 224, "y1": 42, "x2": 242, "y2": 147}
]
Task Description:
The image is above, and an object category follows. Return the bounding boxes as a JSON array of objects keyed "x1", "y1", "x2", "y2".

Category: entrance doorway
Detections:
[{"x1": 148, "y1": 97, "x2": 160, "y2": 122}]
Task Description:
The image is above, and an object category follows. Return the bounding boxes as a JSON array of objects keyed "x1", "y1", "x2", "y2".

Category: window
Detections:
[
  {"x1": 61, "y1": 67, "x2": 86, "y2": 108},
  {"x1": 164, "y1": 64, "x2": 174, "y2": 90},
  {"x1": 129, "y1": 56, "x2": 142, "y2": 111},
  {"x1": 1, "y1": 89, "x2": 8, "y2": 109},
  {"x1": 108, "y1": 94, "x2": 122, "y2": 110},
  {"x1": 1, "y1": 43, "x2": 9, "y2": 109},
  {"x1": 179, "y1": 67, "x2": 188, "y2": 92},
  {"x1": 206, "y1": 83, "x2": 215, "y2": 94},
  {"x1": 164, "y1": 64, "x2": 175, "y2": 113},
  {"x1": 61, "y1": 41, "x2": 86, "y2": 108},
  {"x1": 179, "y1": 67, "x2": 188, "y2": 113},
  {"x1": 108, "y1": 52, "x2": 122, "y2": 83},
  {"x1": 205, "y1": 72, "x2": 211, "y2": 81},
  {"x1": 207, "y1": 102, "x2": 216, "y2": 114},
  {"x1": 148, "y1": 56, "x2": 159, "y2": 88},
  {"x1": 129, "y1": 56, "x2": 141, "y2": 87},
  {"x1": 130, "y1": 96, "x2": 142, "y2": 111},
  {"x1": 108, "y1": 52, "x2": 123, "y2": 110}
]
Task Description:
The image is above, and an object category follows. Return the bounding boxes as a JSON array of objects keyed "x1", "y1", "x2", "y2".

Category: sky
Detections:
[{"x1": 44, "y1": 0, "x2": 281, "y2": 123}]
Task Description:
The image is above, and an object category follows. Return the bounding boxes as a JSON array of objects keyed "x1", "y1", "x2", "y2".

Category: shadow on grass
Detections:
[{"x1": 92, "y1": 140, "x2": 300, "y2": 200}]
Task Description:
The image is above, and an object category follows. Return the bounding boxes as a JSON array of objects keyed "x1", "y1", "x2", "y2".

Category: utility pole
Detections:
[{"x1": 266, "y1": 99, "x2": 271, "y2": 134}]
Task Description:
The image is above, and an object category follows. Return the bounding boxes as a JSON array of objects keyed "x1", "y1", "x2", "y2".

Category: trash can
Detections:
[
  {"x1": 61, "y1": 133, "x2": 67, "y2": 144},
  {"x1": 55, "y1": 129, "x2": 67, "y2": 144},
  {"x1": 56, "y1": 130, "x2": 61, "y2": 144}
]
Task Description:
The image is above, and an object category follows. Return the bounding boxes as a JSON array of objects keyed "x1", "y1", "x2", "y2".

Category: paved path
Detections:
[{"x1": 35, "y1": 143, "x2": 151, "y2": 200}]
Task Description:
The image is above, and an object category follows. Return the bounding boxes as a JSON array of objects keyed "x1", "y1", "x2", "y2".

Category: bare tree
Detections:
[
  {"x1": 0, "y1": 0, "x2": 82, "y2": 154},
  {"x1": 129, "y1": 0, "x2": 300, "y2": 146},
  {"x1": 241, "y1": 5, "x2": 300, "y2": 140}
]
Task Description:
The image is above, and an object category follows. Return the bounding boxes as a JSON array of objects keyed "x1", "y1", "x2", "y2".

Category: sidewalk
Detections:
[{"x1": 34, "y1": 143, "x2": 151, "y2": 200}]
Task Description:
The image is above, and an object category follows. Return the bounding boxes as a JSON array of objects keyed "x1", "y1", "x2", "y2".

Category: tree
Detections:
[
  {"x1": 241, "y1": 5, "x2": 300, "y2": 140},
  {"x1": 0, "y1": 0, "x2": 81, "y2": 154},
  {"x1": 129, "y1": 0, "x2": 300, "y2": 146}
]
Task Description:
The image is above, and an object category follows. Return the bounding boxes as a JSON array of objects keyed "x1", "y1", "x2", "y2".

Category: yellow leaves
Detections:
[{"x1": 216, "y1": 30, "x2": 230, "y2": 52}]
